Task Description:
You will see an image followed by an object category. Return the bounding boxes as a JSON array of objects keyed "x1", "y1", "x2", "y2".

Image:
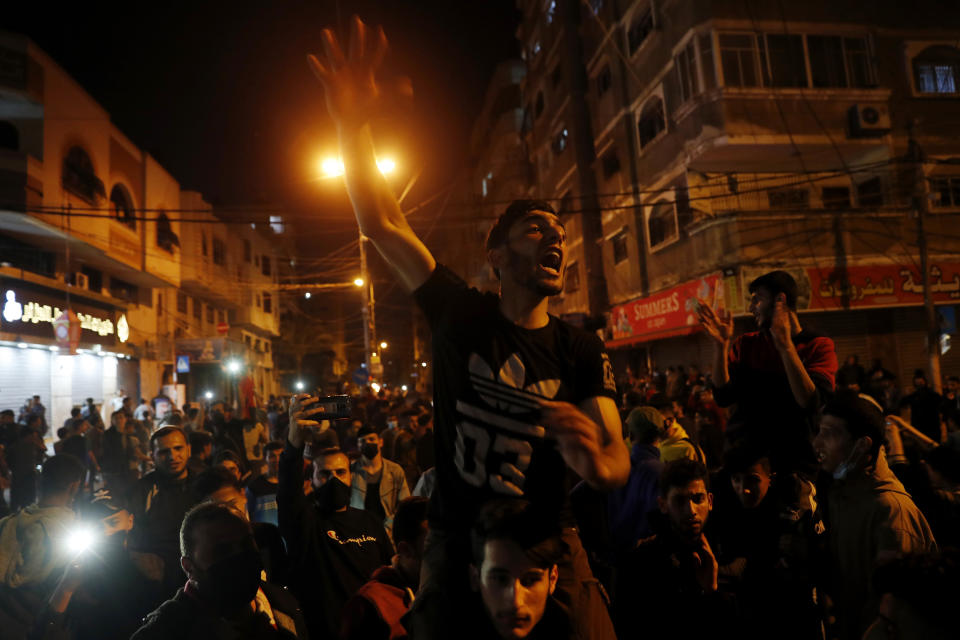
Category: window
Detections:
[
  {"x1": 676, "y1": 40, "x2": 699, "y2": 103},
  {"x1": 193, "y1": 298, "x2": 202, "y2": 320},
  {"x1": 552, "y1": 127, "x2": 569, "y2": 155},
  {"x1": 627, "y1": 8, "x2": 654, "y2": 55},
  {"x1": 931, "y1": 176, "x2": 960, "y2": 208},
  {"x1": 808, "y1": 36, "x2": 874, "y2": 88},
  {"x1": 601, "y1": 149, "x2": 621, "y2": 179},
  {"x1": 206, "y1": 305, "x2": 214, "y2": 324},
  {"x1": 255, "y1": 255, "x2": 260, "y2": 268},
  {"x1": 213, "y1": 237, "x2": 226, "y2": 266},
  {"x1": 263, "y1": 292, "x2": 272, "y2": 314},
  {"x1": 262, "y1": 255, "x2": 271, "y2": 277},
  {"x1": 110, "y1": 185, "x2": 136, "y2": 230},
  {"x1": 62, "y1": 146, "x2": 105, "y2": 203},
  {"x1": 481, "y1": 171, "x2": 493, "y2": 198},
  {"x1": 767, "y1": 188, "x2": 809, "y2": 209},
  {"x1": 264, "y1": 342, "x2": 270, "y2": 353},
  {"x1": 109, "y1": 277, "x2": 138, "y2": 303},
  {"x1": 647, "y1": 201, "x2": 678, "y2": 248},
  {"x1": 201, "y1": 231, "x2": 208, "y2": 257},
  {"x1": 156, "y1": 212, "x2": 179, "y2": 253},
  {"x1": 546, "y1": 0, "x2": 557, "y2": 24},
  {"x1": 857, "y1": 177, "x2": 885, "y2": 208},
  {"x1": 612, "y1": 228, "x2": 629, "y2": 264},
  {"x1": 157, "y1": 291, "x2": 163, "y2": 318},
  {"x1": 177, "y1": 292, "x2": 187, "y2": 314},
  {"x1": 565, "y1": 261, "x2": 580, "y2": 293},
  {"x1": 637, "y1": 96, "x2": 666, "y2": 148},
  {"x1": 218, "y1": 310, "x2": 227, "y2": 323},
  {"x1": 822, "y1": 186, "x2": 851, "y2": 209},
  {"x1": 699, "y1": 33, "x2": 716, "y2": 90},
  {"x1": 531, "y1": 41, "x2": 541, "y2": 58},
  {"x1": 763, "y1": 34, "x2": 806, "y2": 87},
  {"x1": 255, "y1": 293, "x2": 261, "y2": 308},
  {"x1": 913, "y1": 45, "x2": 960, "y2": 94},
  {"x1": 243, "y1": 239, "x2": 252, "y2": 262},
  {"x1": 719, "y1": 33, "x2": 761, "y2": 87}
]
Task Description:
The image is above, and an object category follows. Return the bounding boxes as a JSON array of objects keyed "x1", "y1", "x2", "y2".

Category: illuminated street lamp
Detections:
[
  {"x1": 305, "y1": 292, "x2": 312, "y2": 299},
  {"x1": 204, "y1": 391, "x2": 213, "y2": 400},
  {"x1": 379, "y1": 341, "x2": 388, "y2": 350},
  {"x1": 354, "y1": 277, "x2": 365, "y2": 287},
  {"x1": 319, "y1": 156, "x2": 396, "y2": 179},
  {"x1": 295, "y1": 380, "x2": 304, "y2": 391},
  {"x1": 421, "y1": 361, "x2": 427, "y2": 368},
  {"x1": 226, "y1": 359, "x2": 242, "y2": 375}
]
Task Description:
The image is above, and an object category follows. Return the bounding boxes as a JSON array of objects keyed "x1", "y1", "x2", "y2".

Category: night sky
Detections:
[{"x1": 5, "y1": 1, "x2": 521, "y2": 379}]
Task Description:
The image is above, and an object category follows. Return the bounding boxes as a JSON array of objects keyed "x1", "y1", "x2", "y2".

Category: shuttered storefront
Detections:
[{"x1": 0, "y1": 346, "x2": 52, "y2": 414}]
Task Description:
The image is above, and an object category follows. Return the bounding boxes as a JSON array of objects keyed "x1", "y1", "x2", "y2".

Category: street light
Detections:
[
  {"x1": 204, "y1": 391, "x2": 213, "y2": 400},
  {"x1": 421, "y1": 362, "x2": 427, "y2": 368},
  {"x1": 354, "y1": 277, "x2": 365, "y2": 287},
  {"x1": 226, "y1": 359, "x2": 242, "y2": 375},
  {"x1": 295, "y1": 381, "x2": 304, "y2": 391},
  {"x1": 319, "y1": 156, "x2": 396, "y2": 179},
  {"x1": 305, "y1": 292, "x2": 312, "y2": 299},
  {"x1": 379, "y1": 341, "x2": 388, "y2": 350}
]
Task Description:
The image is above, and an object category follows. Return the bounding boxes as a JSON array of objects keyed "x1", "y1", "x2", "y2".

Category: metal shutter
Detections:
[
  {"x1": 71, "y1": 353, "x2": 104, "y2": 406},
  {"x1": 0, "y1": 346, "x2": 52, "y2": 413}
]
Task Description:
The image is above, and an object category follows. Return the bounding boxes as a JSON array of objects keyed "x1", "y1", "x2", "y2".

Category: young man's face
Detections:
[
  {"x1": 813, "y1": 414, "x2": 854, "y2": 474},
  {"x1": 100, "y1": 509, "x2": 135, "y2": 537},
  {"x1": 152, "y1": 432, "x2": 191, "y2": 478},
  {"x1": 747, "y1": 286, "x2": 774, "y2": 329},
  {"x1": 730, "y1": 459, "x2": 773, "y2": 509},
  {"x1": 947, "y1": 379, "x2": 959, "y2": 395},
  {"x1": 659, "y1": 479, "x2": 712, "y2": 539},
  {"x1": 494, "y1": 211, "x2": 566, "y2": 297},
  {"x1": 473, "y1": 539, "x2": 558, "y2": 639},
  {"x1": 312, "y1": 452, "x2": 351, "y2": 489},
  {"x1": 218, "y1": 460, "x2": 241, "y2": 482}
]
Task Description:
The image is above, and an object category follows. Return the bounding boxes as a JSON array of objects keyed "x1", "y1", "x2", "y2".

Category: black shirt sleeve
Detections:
[
  {"x1": 572, "y1": 332, "x2": 619, "y2": 404},
  {"x1": 277, "y1": 442, "x2": 309, "y2": 557},
  {"x1": 412, "y1": 264, "x2": 469, "y2": 329}
]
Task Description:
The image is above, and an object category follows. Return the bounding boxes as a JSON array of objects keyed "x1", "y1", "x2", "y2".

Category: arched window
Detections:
[
  {"x1": 156, "y1": 211, "x2": 180, "y2": 253},
  {"x1": 647, "y1": 200, "x2": 678, "y2": 249},
  {"x1": 638, "y1": 97, "x2": 666, "y2": 149},
  {"x1": 0, "y1": 121, "x2": 18, "y2": 151},
  {"x1": 62, "y1": 146, "x2": 105, "y2": 203},
  {"x1": 110, "y1": 184, "x2": 136, "y2": 230},
  {"x1": 913, "y1": 45, "x2": 960, "y2": 94}
]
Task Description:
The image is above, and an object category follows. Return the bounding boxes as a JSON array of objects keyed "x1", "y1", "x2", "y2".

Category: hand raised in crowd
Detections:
[
  {"x1": 696, "y1": 299, "x2": 733, "y2": 345},
  {"x1": 307, "y1": 16, "x2": 411, "y2": 131},
  {"x1": 287, "y1": 394, "x2": 326, "y2": 449},
  {"x1": 769, "y1": 296, "x2": 794, "y2": 351}
]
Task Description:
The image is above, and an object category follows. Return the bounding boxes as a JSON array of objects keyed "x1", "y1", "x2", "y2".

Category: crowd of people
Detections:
[{"x1": 0, "y1": 16, "x2": 957, "y2": 640}]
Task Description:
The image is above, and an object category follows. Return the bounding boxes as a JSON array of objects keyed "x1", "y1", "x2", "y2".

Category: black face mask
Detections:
[
  {"x1": 194, "y1": 550, "x2": 262, "y2": 613},
  {"x1": 360, "y1": 442, "x2": 380, "y2": 460},
  {"x1": 315, "y1": 476, "x2": 351, "y2": 513}
]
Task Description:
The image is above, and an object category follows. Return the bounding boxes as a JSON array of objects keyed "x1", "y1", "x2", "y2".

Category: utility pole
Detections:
[
  {"x1": 908, "y1": 119, "x2": 942, "y2": 393},
  {"x1": 359, "y1": 233, "x2": 377, "y2": 376}
]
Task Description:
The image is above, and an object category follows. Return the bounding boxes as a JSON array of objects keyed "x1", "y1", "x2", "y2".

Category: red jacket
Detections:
[{"x1": 340, "y1": 565, "x2": 414, "y2": 640}]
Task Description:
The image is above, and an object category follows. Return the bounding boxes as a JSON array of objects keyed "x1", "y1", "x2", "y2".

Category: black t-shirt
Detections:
[
  {"x1": 61, "y1": 434, "x2": 88, "y2": 465},
  {"x1": 364, "y1": 479, "x2": 386, "y2": 520},
  {"x1": 413, "y1": 264, "x2": 617, "y2": 530}
]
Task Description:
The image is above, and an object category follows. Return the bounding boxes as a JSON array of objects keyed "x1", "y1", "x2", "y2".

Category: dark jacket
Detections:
[
  {"x1": 130, "y1": 582, "x2": 307, "y2": 640},
  {"x1": 614, "y1": 513, "x2": 736, "y2": 640},
  {"x1": 607, "y1": 443, "x2": 663, "y2": 551},
  {"x1": 278, "y1": 443, "x2": 393, "y2": 639},
  {"x1": 128, "y1": 470, "x2": 200, "y2": 594}
]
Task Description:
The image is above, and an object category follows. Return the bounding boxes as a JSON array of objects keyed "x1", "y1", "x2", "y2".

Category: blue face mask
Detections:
[
  {"x1": 833, "y1": 443, "x2": 866, "y2": 480},
  {"x1": 387, "y1": 420, "x2": 398, "y2": 429}
]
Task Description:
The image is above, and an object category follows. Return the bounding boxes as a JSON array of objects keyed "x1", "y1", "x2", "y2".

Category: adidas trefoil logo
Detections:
[{"x1": 469, "y1": 352, "x2": 560, "y2": 413}]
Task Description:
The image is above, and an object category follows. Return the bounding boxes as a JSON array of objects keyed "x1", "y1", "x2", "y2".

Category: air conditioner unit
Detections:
[
  {"x1": 849, "y1": 104, "x2": 891, "y2": 137},
  {"x1": 74, "y1": 272, "x2": 89, "y2": 290}
]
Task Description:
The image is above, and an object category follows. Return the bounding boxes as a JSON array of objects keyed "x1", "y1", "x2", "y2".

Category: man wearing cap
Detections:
[
  {"x1": 305, "y1": 18, "x2": 628, "y2": 639},
  {"x1": 350, "y1": 425, "x2": 410, "y2": 539},
  {"x1": 699, "y1": 270, "x2": 838, "y2": 473}
]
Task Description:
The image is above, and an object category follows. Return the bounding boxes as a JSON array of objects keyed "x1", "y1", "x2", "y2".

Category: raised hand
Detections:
[
  {"x1": 307, "y1": 16, "x2": 409, "y2": 131},
  {"x1": 287, "y1": 394, "x2": 326, "y2": 448},
  {"x1": 696, "y1": 299, "x2": 733, "y2": 345},
  {"x1": 769, "y1": 298, "x2": 793, "y2": 351}
]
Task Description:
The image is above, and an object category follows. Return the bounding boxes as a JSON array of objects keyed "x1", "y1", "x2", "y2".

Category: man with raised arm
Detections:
[{"x1": 306, "y1": 17, "x2": 628, "y2": 639}]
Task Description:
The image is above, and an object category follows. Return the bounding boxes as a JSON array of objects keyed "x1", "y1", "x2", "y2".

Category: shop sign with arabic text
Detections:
[{"x1": 807, "y1": 263, "x2": 960, "y2": 310}]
